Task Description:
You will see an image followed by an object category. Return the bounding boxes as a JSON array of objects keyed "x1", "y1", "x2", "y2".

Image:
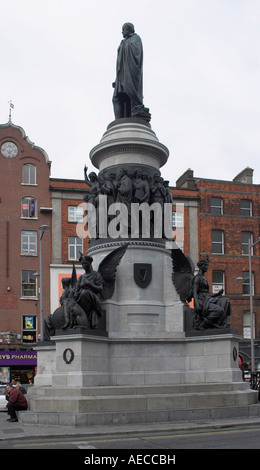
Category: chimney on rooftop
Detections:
[{"x1": 233, "y1": 167, "x2": 254, "y2": 184}]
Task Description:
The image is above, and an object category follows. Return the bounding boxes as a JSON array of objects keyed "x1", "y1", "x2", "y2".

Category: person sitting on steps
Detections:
[{"x1": 5, "y1": 383, "x2": 28, "y2": 422}]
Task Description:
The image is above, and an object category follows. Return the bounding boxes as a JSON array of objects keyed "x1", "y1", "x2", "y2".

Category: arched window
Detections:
[
  {"x1": 21, "y1": 196, "x2": 37, "y2": 218},
  {"x1": 22, "y1": 164, "x2": 36, "y2": 185}
]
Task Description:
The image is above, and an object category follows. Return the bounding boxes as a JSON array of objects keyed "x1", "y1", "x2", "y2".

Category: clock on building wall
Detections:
[{"x1": 1, "y1": 141, "x2": 18, "y2": 158}]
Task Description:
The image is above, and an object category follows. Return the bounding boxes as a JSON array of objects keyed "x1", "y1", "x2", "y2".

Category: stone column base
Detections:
[{"x1": 34, "y1": 333, "x2": 242, "y2": 387}]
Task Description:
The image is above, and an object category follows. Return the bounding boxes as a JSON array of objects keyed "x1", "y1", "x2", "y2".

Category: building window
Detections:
[
  {"x1": 68, "y1": 237, "x2": 83, "y2": 261},
  {"x1": 211, "y1": 230, "x2": 224, "y2": 254},
  {"x1": 241, "y1": 232, "x2": 253, "y2": 256},
  {"x1": 243, "y1": 311, "x2": 255, "y2": 339},
  {"x1": 21, "y1": 270, "x2": 37, "y2": 298},
  {"x1": 68, "y1": 206, "x2": 84, "y2": 222},
  {"x1": 21, "y1": 231, "x2": 37, "y2": 255},
  {"x1": 21, "y1": 197, "x2": 37, "y2": 218},
  {"x1": 172, "y1": 211, "x2": 184, "y2": 228},
  {"x1": 22, "y1": 164, "x2": 36, "y2": 185},
  {"x1": 212, "y1": 270, "x2": 225, "y2": 294},
  {"x1": 21, "y1": 315, "x2": 37, "y2": 343},
  {"x1": 240, "y1": 200, "x2": 252, "y2": 217},
  {"x1": 242, "y1": 271, "x2": 254, "y2": 296},
  {"x1": 210, "y1": 198, "x2": 223, "y2": 215}
]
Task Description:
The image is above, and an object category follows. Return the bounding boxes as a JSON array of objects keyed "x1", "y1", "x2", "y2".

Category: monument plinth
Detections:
[{"x1": 90, "y1": 120, "x2": 169, "y2": 173}]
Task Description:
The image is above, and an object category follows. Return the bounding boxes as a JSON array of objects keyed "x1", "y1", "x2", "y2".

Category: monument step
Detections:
[
  {"x1": 27, "y1": 388, "x2": 257, "y2": 414},
  {"x1": 19, "y1": 402, "x2": 260, "y2": 427},
  {"x1": 28, "y1": 381, "x2": 250, "y2": 398}
]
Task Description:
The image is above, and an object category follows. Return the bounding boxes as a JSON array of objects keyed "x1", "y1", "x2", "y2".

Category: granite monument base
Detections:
[
  {"x1": 34, "y1": 332, "x2": 243, "y2": 387},
  {"x1": 20, "y1": 331, "x2": 259, "y2": 427}
]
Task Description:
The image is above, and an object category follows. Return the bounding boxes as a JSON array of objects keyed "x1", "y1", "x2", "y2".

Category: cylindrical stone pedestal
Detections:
[
  {"x1": 87, "y1": 120, "x2": 182, "y2": 338},
  {"x1": 90, "y1": 120, "x2": 169, "y2": 174}
]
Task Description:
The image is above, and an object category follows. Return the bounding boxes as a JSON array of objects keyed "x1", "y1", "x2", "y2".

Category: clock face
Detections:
[{"x1": 1, "y1": 141, "x2": 18, "y2": 158}]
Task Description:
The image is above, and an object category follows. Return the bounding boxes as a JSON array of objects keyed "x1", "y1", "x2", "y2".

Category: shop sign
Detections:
[
  {"x1": 0, "y1": 350, "x2": 37, "y2": 365},
  {"x1": 212, "y1": 284, "x2": 223, "y2": 293}
]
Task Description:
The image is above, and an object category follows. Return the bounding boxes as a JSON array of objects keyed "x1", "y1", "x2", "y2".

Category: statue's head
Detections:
[
  {"x1": 79, "y1": 252, "x2": 93, "y2": 269},
  {"x1": 119, "y1": 167, "x2": 127, "y2": 177},
  {"x1": 135, "y1": 169, "x2": 142, "y2": 178},
  {"x1": 197, "y1": 257, "x2": 209, "y2": 272},
  {"x1": 61, "y1": 277, "x2": 71, "y2": 288},
  {"x1": 122, "y1": 23, "x2": 135, "y2": 38},
  {"x1": 89, "y1": 172, "x2": 98, "y2": 182}
]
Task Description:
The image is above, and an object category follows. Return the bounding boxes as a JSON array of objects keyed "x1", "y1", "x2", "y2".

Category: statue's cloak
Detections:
[{"x1": 114, "y1": 33, "x2": 143, "y2": 105}]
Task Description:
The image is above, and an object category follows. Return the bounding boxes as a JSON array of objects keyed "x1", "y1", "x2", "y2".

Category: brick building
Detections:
[
  {"x1": 49, "y1": 177, "x2": 89, "y2": 313},
  {"x1": 176, "y1": 167, "x2": 260, "y2": 369},
  {"x1": 0, "y1": 121, "x2": 51, "y2": 382}
]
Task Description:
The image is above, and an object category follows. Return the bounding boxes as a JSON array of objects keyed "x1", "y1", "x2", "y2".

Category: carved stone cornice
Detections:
[
  {"x1": 87, "y1": 239, "x2": 167, "y2": 255},
  {"x1": 90, "y1": 122, "x2": 169, "y2": 171}
]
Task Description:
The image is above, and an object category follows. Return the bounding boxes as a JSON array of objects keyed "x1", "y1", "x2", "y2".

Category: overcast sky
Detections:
[{"x1": 1, "y1": 0, "x2": 259, "y2": 186}]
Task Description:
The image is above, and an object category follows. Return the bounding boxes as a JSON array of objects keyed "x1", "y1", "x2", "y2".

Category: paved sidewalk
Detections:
[{"x1": 1, "y1": 409, "x2": 260, "y2": 442}]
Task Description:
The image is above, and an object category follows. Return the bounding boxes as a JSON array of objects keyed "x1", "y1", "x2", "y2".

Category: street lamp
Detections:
[
  {"x1": 32, "y1": 272, "x2": 40, "y2": 338},
  {"x1": 237, "y1": 236, "x2": 260, "y2": 374},
  {"x1": 39, "y1": 225, "x2": 50, "y2": 341},
  {"x1": 248, "y1": 236, "x2": 260, "y2": 373}
]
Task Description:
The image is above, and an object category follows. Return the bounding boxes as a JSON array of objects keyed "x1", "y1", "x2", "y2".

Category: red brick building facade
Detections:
[
  {"x1": 176, "y1": 168, "x2": 260, "y2": 368},
  {"x1": 0, "y1": 121, "x2": 51, "y2": 356},
  {"x1": 49, "y1": 178, "x2": 89, "y2": 314}
]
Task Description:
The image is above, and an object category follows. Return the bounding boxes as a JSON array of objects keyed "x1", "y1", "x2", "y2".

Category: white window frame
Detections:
[
  {"x1": 22, "y1": 163, "x2": 37, "y2": 185},
  {"x1": 21, "y1": 196, "x2": 37, "y2": 218},
  {"x1": 210, "y1": 197, "x2": 223, "y2": 215},
  {"x1": 68, "y1": 236, "x2": 83, "y2": 261},
  {"x1": 243, "y1": 311, "x2": 255, "y2": 339},
  {"x1": 242, "y1": 271, "x2": 254, "y2": 296},
  {"x1": 211, "y1": 230, "x2": 224, "y2": 254},
  {"x1": 21, "y1": 230, "x2": 37, "y2": 255},
  {"x1": 172, "y1": 211, "x2": 184, "y2": 228},
  {"x1": 21, "y1": 270, "x2": 37, "y2": 298},
  {"x1": 68, "y1": 206, "x2": 84, "y2": 222},
  {"x1": 212, "y1": 270, "x2": 225, "y2": 294},
  {"x1": 240, "y1": 200, "x2": 252, "y2": 217},
  {"x1": 241, "y1": 232, "x2": 253, "y2": 256}
]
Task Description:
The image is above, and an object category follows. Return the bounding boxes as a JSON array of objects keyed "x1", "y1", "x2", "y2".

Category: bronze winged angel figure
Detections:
[
  {"x1": 43, "y1": 245, "x2": 127, "y2": 340},
  {"x1": 171, "y1": 248, "x2": 231, "y2": 330}
]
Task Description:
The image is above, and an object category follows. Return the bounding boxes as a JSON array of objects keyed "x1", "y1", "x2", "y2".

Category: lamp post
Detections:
[
  {"x1": 237, "y1": 236, "x2": 260, "y2": 374},
  {"x1": 39, "y1": 225, "x2": 50, "y2": 341},
  {"x1": 32, "y1": 272, "x2": 40, "y2": 339},
  {"x1": 248, "y1": 236, "x2": 260, "y2": 373}
]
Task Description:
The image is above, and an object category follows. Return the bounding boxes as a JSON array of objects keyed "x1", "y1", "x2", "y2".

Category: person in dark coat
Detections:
[
  {"x1": 16, "y1": 382, "x2": 27, "y2": 394},
  {"x1": 5, "y1": 384, "x2": 28, "y2": 422}
]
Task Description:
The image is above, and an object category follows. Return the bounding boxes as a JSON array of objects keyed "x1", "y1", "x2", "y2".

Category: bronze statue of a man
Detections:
[{"x1": 113, "y1": 23, "x2": 148, "y2": 120}]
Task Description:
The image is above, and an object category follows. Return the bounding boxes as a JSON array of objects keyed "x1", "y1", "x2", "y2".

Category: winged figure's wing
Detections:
[
  {"x1": 70, "y1": 263, "x2": 77, "y2": 289},
  {"x1": 171, "y1": 248, "x2": 195, "y2": 303},
  {"x1": 98, "y1": 245, "x2": 128, "y2": 300},
  {"x1": 186, "y1": 253, "x2": 195, "y2": 275}
]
